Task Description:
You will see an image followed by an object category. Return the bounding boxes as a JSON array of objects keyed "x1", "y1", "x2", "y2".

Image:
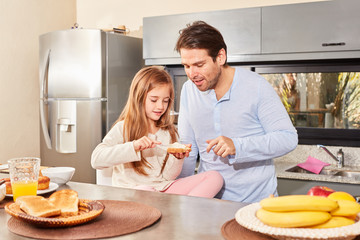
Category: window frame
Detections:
[{"x1": 251, "y1": 60, "x2": 360, "y2": 147}]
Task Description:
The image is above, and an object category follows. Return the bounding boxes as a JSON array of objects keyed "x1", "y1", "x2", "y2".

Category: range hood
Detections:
[{"x1": 143, "y1": 0, "x2": 360, "y2": 66}]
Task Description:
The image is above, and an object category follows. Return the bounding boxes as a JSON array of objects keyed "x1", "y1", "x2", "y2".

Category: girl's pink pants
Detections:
[{"x1": 163, "y1": 170, "x2": 223, "y2": 198}]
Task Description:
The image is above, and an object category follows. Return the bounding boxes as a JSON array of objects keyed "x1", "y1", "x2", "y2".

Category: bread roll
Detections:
[
  {"x1": 1, "y1": 178, "x2": 12, "y2": 194},
  {"x1": 5, "y1": 181, "x2": 12, "y2": 195},
  {"x1": 38, "y1": 176, "x2": 50, "y2": 190}
]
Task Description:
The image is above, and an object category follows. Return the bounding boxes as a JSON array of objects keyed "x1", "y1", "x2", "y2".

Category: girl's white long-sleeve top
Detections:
[{"x1": 91, "y1": 121, "x2": 184, "y2": 191}]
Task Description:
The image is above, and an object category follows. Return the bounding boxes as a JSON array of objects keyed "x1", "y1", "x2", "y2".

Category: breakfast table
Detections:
[{"x1": 0, "y1": 173, "x2": 247, "y2": 240}]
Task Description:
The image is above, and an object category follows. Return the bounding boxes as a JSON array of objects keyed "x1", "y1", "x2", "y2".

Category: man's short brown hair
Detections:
[{"x1": 175, "y1": 21, "x2": 227, "y2": 64}]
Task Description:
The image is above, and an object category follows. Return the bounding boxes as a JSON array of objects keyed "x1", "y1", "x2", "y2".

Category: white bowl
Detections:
[
  {"x1": 41, "y1": 167, "x2": 75, "y2": 185},
  {"x1": 0, "y1": 184, "x2": 5, "y2": 201}
]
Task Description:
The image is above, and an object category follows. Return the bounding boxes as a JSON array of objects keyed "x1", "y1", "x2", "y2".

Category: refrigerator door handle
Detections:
[
  {"x1": 40, "y1": 49, "x2": 50, "y2": 99},
  {"x1": 40, "y1": 49, "x2": 52, "y2": 149}
]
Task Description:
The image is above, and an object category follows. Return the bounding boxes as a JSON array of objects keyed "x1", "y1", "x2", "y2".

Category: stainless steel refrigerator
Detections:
[{"x1": 39, "y1": 29, "x2": 144, "y2": 184}]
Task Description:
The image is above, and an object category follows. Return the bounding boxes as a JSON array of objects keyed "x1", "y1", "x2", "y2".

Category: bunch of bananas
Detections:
[{"x1": 256, "y1": 194, "x2": 360, "y2": 228}]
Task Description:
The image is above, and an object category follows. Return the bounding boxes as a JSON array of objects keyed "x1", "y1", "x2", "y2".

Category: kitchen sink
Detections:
[
  {"x1": 285, "y1": 166, "x2": 336, "y2": 175},
  {"x1": 285, "y1": 166, "x2": 360, "y2": 179},
  {"x1": 333, "y1": 171, "x2": 360, "y2": 178}
]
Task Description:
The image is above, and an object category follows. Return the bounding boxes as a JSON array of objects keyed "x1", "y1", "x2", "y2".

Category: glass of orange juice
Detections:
[{"x1": 8, "y1": 157, "x2": 40, "y2": 201}]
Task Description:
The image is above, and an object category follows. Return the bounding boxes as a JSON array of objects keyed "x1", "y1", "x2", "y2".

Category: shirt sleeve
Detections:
[
  {"x1": 230, "y1": 79, "x2": 298, "y2": 164},
  {"x1": 91, "y1": 122, "x2": 141, "y2": 169},
  {"x1": 177, "y1": 81, "x2": 198, "y2": 177}
]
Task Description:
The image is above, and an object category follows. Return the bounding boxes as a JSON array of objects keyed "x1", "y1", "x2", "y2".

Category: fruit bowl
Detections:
[
  {"x1": 41, "y1": 167, "x2": 75, "y2": 186},
  {"x1": 235, "y1": 203, "x2": 360, "y2": 240}
]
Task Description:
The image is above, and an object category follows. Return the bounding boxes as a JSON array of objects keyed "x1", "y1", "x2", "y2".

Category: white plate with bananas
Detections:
[{"x1": 235, "y1": 202, "x2": 360, "y2": 240}]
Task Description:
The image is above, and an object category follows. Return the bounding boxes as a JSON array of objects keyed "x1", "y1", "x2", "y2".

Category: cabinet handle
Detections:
[{"x1": 322, "y1": 42, "x2": 346, "y2": 47}]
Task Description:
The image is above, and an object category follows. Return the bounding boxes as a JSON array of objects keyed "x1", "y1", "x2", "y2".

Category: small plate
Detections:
[
  {"x1": 5, "y1": 199, "x2": 105, "y2": 228},
  {"x1": 235, "y1": 202, "x2": 360, "y2": 240},
  {"x1": 0, "y1": 164, "x2": 9, "y2": 170},
  {"x1": 6, "y1": 182, "x2": 59, "y2": 197}
]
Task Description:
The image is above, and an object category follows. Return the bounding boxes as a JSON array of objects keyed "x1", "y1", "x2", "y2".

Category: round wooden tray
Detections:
[
  {"x1": 7, "y1": 200, "x2": 162, "y2": 240},
  {"x1": 5, "y1": 199, "x2": 104, "y2": 228}
]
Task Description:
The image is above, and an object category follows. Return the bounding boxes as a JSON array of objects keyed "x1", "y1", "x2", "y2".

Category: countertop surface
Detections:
[
  {"x1": 0, "y1": 173, "x2": 245, "y2": 240},
  {"x1": 275, "y1": 159, "x2": 360, "y2": 184},
  {"x1": 2, "y1": 156, "x2": 359, "y2": 239}
]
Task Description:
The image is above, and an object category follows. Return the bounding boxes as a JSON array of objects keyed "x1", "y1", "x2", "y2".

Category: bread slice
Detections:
[
  {"x1": 167, "y1": 142, "x2": 192, "y2": 154},
  {"x1": 49, "y1": 189, "x2": 79, "y2": 217},
  {"x1": 16, "y1": 195, "x2": 61, "y2": 218}
]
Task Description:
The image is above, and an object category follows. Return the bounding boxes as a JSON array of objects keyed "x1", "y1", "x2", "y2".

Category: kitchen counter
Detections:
[
  {"x1": 275, "y1": 159, "x2": 360, "y2": 184},
  {"x1": 0, "y1": 173, "x2": 245, "y2": 239},
  {"x1": 274, "y1": 144, "x2": 360, "y2": 185}
]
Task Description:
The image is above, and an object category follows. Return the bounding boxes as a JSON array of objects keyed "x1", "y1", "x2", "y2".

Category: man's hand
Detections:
[{"x1": 206, "y1": 136, "x2": 235, "y2": 157}]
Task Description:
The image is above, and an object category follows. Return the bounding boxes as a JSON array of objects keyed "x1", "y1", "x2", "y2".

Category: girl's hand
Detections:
[
  {"x1": 170, "y1": 144, "x2": 191, "y2": 159},
  {"x1": 133, "y1": 136, "x2": 161, "y2": 152}
]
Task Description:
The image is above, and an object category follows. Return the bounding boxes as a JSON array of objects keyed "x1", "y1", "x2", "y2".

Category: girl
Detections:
[{"x1": 91, "y1": 66, "x2": 223, "y2": 198}]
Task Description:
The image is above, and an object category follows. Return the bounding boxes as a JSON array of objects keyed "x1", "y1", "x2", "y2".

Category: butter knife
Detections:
[{"x1": 157, "y1": 144, "x2": 169, "y2": 151}]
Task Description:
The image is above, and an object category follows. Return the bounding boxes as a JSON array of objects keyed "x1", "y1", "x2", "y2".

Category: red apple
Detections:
[{"x1": 307, "y1": 186, "x2": 336, "y2": 197}]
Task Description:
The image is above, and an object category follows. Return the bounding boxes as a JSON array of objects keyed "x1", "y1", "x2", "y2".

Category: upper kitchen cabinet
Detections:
[
  {"x1": 262, "y1": 0, "x2": 360, "y2": 56},
  {"x1": 143, "y1": 8, "x2": 261, "y2": 65}
]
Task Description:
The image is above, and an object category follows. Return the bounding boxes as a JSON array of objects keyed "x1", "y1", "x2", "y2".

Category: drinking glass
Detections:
[{"x1": 8, "y1": 157, "x2": 40, "y2": 201}]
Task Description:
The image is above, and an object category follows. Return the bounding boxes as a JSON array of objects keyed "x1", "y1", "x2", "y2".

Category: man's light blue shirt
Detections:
[{"x1": 178, "y1": 67, "x2": 298, "y2": 203}]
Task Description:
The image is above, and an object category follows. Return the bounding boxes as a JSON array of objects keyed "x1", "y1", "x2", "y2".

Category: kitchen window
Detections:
[
  {"x1": 262, "y1": 72, "x2": 359, "y2": 129},
  {"x1": 253, "y1": 61, "x2": 360, "y2": 147}
]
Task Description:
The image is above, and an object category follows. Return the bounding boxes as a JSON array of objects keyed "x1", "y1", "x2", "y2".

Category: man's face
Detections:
[{"x1": 180, "y1": 48, "x2": 222, "y2": 91}]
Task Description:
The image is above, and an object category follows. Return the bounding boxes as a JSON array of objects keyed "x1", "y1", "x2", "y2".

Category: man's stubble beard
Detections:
[{"x1": 207, "y1": 67, "x2": 222, "y2": 91}]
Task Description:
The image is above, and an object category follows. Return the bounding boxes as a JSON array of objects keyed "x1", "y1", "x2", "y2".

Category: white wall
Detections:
[
  {"x1": 76, "y1": 0, "x2": 329, "y2": 38},
  {"x1": 0, "y1": 0, "x2": 76, "y2": 164},
  {"x1": 0, "y1": 0, "x2": 328, "y2": 164}
]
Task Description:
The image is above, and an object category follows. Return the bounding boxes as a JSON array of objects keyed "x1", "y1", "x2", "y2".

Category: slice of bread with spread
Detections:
[{"x1": 167, "y1": 142, "x2": 192, "y2": 154}]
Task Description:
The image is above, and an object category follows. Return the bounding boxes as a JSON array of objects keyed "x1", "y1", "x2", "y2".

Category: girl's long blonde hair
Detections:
[{"x1": 114, "y1": 66, "x2": 178, "y2": 175}]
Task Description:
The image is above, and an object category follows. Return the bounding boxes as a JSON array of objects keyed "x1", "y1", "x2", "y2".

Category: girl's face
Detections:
[{"x1": 145, "y1": 84, "x2": 171, "y2": 123}]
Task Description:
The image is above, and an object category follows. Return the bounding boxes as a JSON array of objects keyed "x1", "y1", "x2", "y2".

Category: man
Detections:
[{"x1": 175, "y1": 21, "x2": 298, "y2": 203}]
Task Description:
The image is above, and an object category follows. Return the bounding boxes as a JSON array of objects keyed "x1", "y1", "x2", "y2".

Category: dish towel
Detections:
[{"x1": 297, "y1": 156, "x2": 330, "y2": 174}]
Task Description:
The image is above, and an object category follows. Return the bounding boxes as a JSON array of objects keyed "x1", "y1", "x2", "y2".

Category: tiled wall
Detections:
[{"x1": 276, "y1": 145, "x2": 360, "y2": 167}]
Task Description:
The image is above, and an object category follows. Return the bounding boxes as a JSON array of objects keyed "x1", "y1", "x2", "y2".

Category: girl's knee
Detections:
[{"x1": 207, "y1": 171, "x2": 224, "y2": 185}]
